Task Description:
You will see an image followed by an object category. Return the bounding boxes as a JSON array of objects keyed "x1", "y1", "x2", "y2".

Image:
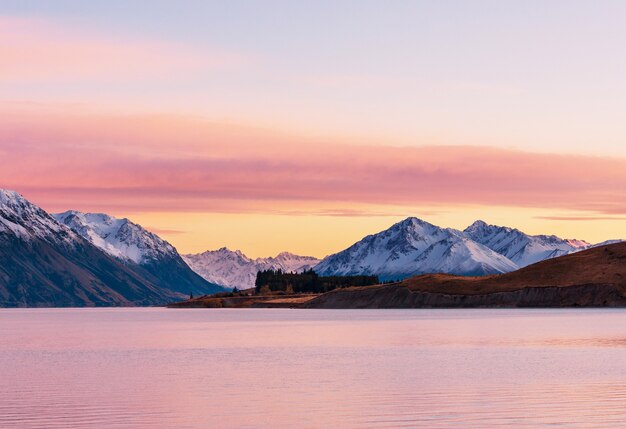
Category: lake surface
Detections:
[{"x1": 1, "y1": 308, "x2": 626, "y2": 428}]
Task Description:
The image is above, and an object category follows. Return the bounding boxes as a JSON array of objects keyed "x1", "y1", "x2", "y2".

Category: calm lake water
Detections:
[{"x1": 1, "y1": 308, "x2": 626, "y2": 428}]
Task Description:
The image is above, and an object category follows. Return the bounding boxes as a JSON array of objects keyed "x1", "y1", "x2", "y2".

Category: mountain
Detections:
[
  {"x1": 305, "y1": 241, "x2": 626, "y2": 308},
  {"x1": 314, "y1": 217, "x2": 518, "y2": 280},
  {"x1": 0, "y1": 189, "x2": 182, "y2": 307},
  {"x1": 54, "y1": 211, "x2": 224, "y2": 296},
  {"x1": 592, "y1": 239, "x2": 624, "y2": 248},
  {"x1": 183, "y1": 248, "x2": 320, "y2": 290},
  {"x1": 463, "y1": 220, "x2": 591, "y2": 267}
]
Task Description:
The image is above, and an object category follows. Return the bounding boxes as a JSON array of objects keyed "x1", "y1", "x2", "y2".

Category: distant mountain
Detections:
[
  {"x1": 314, "y1": 217, "x2": 518, "y2": 280},
  {"x1": 591, "y1": 239, "x2": 624, "y2": 248},
  {"x1": 0, "y1": 189, "x2": 181, "y2": 307},
  {"x1": 306, "y1": 241, "x2": 626, "y2": 309},
  {"x1": 54, "y1": 211, "x2": 224, "y2": 296},
  {"x1": 463, "y1": 220, "x2": 591, "y2": 267},
  {"x1": 183, "y1": 248, "x2": 320, "y2": 290}
]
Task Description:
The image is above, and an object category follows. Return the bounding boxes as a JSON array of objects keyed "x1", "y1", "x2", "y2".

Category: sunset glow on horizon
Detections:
[{"x1": 2, "y1": 1, "x2": 625, "y2": 257}]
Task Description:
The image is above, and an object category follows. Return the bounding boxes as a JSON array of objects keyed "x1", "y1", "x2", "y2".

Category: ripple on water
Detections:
[{"x1": 1, "y1": 308, "x2": 626, "y2": 428}]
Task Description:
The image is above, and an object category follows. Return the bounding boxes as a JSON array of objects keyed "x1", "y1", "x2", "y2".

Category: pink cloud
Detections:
[
  {"x1": 143, "y1": 227, "x2": 186, "y2": 235},
  {"x1": 535, "y1": 216, "x2": 626, "y2": 221},
  {"x1": 0, "y1": 17, "x2": 245, "y2": 82},
  {"x1": 0, "y1": 105, "x2": 625, "y2": 215}
]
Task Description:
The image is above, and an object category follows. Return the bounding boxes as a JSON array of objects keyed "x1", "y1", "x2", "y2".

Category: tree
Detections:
[{"x1": 233, "y1": 287, "x2": 239, "y2": 294}]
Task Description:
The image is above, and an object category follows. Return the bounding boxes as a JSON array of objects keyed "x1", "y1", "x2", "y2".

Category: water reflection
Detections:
[{"x1": 1, "y1": 308, "x2": 625, "y2": 428}]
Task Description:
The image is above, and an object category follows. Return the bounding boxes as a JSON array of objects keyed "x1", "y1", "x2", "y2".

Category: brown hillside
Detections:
[{"x1": 402, "y1": 241, "x2": 626, "y2": 295}]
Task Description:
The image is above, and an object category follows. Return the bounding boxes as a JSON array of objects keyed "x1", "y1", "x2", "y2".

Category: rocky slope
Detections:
[
  {"x1": 54, "y1": 210, "x2": 224, "y2": 296},
  {"x1": 0, "y1": 190, "x2": 182, "y2": 307}
]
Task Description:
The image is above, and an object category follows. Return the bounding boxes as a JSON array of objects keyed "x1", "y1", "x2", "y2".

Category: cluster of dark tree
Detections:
[{"x1": 254, "y1": 269, "x2": 379, "y2": 294}]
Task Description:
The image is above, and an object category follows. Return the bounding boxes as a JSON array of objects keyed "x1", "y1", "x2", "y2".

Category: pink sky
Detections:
[
  {"x1": 2, "y1": 106, "x2": 625, "y2": 216},
  {"x1": 1, "y1": 7, "x2": 625, "y2": 256}
]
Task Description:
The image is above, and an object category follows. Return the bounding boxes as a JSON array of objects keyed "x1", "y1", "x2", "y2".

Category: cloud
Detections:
[
  {"x1": 0, "y1": 16, "x2": 246, "y2": 82},
  {"x1": 535, "y1": 215, "x2": 626, "y2": 221},
  {"x1": 144, "y1": 227, "x2": 186, "y2": 235},
  {"x1": 1, "y1": 105, "x2": 625, "y2": 216}
]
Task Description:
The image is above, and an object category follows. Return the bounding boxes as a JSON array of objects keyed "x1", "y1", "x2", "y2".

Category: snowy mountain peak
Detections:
[
  {"x1": 463, "y1": 220, "x2": 591, "y2": 267},
  {"x1": 0, "y1": 189, "x2": 78, "y2": 245},
  {"x1": 272, "y1": 251, "x2": 319, "y2": 264},
  {"x1": 275, "y1": 251, "x2": 299, "y2": 258},
  {"x1": 565, "y1": 238, "x2": 592, "y2": 248},
  {"x1": 54, "y1": 210, "x2": 177, "y2": 264},
  {"x1": 396, "y1": 216, "x2": 439, "y2": 231},
  {"x1": 0, "y1": 189, "x2": 23, "y2": 205},
  {"x1": 0, "y1": 189, "x2": 47, "y2": 218},
  {"x1": 315, "y1": 217, "x2": 518, "y2": 280},
  {"x1": 464, "y1": 220, "x2": 492, "y2": 234},
  {"x1": 183, "y1": 248, "x2": 321, "y2": 290}
]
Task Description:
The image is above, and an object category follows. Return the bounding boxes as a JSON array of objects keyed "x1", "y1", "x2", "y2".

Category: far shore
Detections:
[{"x1": 167, "y1": 292, "x2": 319, "y2": 309}]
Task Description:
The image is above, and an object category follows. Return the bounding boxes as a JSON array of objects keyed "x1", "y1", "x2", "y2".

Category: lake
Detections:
[{"x1": 1, "y1": 308, "x2": 626, "y2": 428}]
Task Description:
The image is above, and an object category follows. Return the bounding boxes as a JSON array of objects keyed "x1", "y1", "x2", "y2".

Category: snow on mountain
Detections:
[
  {"x1": 463, "y1": 220, "x2": 591, "y2": 267},
  {"x1": 183, "y1": 248, "x2": 320, "y2": 290},
  {"x1": 0, "y1": 189, "x2": 186, "y2": 307},
  {"x1": 53, "y1": 210, "x2": 225, "y2": 296},
  {"x1": 314, "y1": 217, "x2": 519, "y2": 280},
  {"x1": 54, "y1": 211, "x2": 177, "y2": 264},
  {"x1": 0, "y1": 189, "x2": 79, "y2": 247},
  {"x1": 588, "y1": 239, "x2": 624, "y2": 248}
]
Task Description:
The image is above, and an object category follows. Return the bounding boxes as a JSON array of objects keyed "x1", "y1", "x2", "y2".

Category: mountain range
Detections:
[
  {"x1": 183, "y1": 248, "x2": 320, "y2": 290},
  {"x1": 185, "y1": 217, "x2": 619, "y2": 287},
  {"x1": 313, "y1": 217, "x2": 617, "y2": 280},
  {"x1": 0, "y1": 188, "x2": 621, "y2": 306},
  {"x1": 314, "y1": 217, "x2": 518, "y2": 279},
  {"x1": 0, "y1": 190, "x2": 223, "y2": 307}
]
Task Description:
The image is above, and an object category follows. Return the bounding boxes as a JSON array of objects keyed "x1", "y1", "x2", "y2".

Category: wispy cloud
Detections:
[
  {"x1": 144, "y1": 226, "x2": 186, "y2": 235},
  {"x1": 1, "y1": 105, "x2": 625, "y2": 216},
  {"x1": 535, "y1": 215, "x2": 626, "y2": 221}
]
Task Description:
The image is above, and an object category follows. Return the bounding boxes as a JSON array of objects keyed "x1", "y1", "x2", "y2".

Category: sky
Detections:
[{"x1": 1, "y1": 0, "x2": 625, "y2": 258}]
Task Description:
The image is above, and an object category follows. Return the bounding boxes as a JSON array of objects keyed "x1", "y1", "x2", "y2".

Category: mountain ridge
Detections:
[
  {"x1": 54, "y1": 210, "x2": 225, "y2": 296},
  {"x1": 0, "y1": 190, "x2": 183, "y2": 307},
  {"x1": 183, "y1": 247, "x2": 320, "y2": 290},
  {"x1": 314, "y1": 217, "x2": 519, "y2": 280},
  {"x1": 463, "y1": 219, "x2": 591, "y2": 267}
]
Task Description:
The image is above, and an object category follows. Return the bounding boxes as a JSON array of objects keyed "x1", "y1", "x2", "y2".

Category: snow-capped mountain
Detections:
[
  {"x1": 54, "y1": 210, "x2": 225, "y2": 296},
  {"x1": 591, "y1": 239, "x2": 624, "y2": 248},
  {"x1": 0, "y1": 189, "x2": 79, "y2": 247},
  {"x1": 463, "y1": 220, "x2": 591, "y2": 267},
  {"x1": 314, "y1": 217, "x2": 519, "y2": 280},
  {"x1": 54, "y1": 211, "x2": 178, "y2": 264},
  {"x1": 183, "y1": 248, "x2": 320, "y2": 290},
  {"x1": 0, "y1": 189, "x2": 183, "y2": 307}
]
